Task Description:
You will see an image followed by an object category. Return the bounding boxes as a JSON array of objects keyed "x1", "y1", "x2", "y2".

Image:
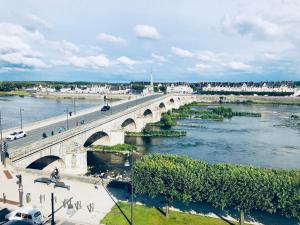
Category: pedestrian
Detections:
[{"x1": 51, "y1": 131, "x2": 54, "y2": 136}]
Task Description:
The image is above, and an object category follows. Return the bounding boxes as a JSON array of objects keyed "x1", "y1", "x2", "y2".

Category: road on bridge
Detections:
[{"x1": 6, "y1": 94, "x2": 162, "y2": 152}]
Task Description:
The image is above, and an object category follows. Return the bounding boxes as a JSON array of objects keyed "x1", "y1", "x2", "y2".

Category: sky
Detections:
[{"x1": 0, "y1": 0, "x2": 300, "y2": 82}]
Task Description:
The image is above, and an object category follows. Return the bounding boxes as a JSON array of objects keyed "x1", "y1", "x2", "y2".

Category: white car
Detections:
[
  {"x1": 6, "y1": 131, "x2": 27, "y2": 140},
  {"x1": 5, "y1": 207, "x2": 44, "y2": 225}
]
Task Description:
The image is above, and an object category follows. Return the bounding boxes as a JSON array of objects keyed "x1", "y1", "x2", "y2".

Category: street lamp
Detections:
[
  {"x1": 124, "y1": 152, "x2": 134, "y2": 225},
  {"x1": 19, "y1": 108, "x2": 24, "y2": 130},
  {"x1": 73, "y1": 98, "x2": 76, "y2": 115},
  {"x1": 64, "y1": 108, "x2": 69, "y2": 130},
  {"x1": 0, "y1": 111, "x2": 3, "y2": 140}
]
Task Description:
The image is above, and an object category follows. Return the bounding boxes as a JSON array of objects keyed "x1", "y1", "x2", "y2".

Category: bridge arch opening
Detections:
[
  {"x1": 26, "y1": 155, "x2": 65, "y2": 170},
  {"x1": 159, "y1": 102, "x2": 166, "y2": 109},
  {"x1": 170, "y1": 98, "x2": 175, "y2": 103},
  {"x1": 84, "y1": 131, "x2": 110, "y2": 147},
  {"x1": 143, "y1": 109, "x2": 153, "y2": 122},
  {"x1": 121, "y1": 118, "x2": 137, "y2": 132}
]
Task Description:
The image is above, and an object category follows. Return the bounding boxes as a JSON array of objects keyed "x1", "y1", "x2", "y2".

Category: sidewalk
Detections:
[{"x1": 0, "y1": 164, "x2": 116, "y2": 225}]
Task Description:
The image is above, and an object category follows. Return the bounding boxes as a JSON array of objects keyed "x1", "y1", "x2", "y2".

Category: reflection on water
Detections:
[{"x1": 88, "y1": 103, "x2": 300, "y2": 174}]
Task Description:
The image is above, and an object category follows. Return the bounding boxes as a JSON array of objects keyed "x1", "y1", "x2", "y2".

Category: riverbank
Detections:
[
  {"x1": 196, "y1": 94, "x2": 300, "y2": 105},
  {"x1": 0, "y1": 90, "x2": 32, "y2": 97},
  {"x1": 33, "y1": 92, "x2": 140, "y2": 100}
]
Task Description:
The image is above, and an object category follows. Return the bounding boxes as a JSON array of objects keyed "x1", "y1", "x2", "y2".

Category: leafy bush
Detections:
[{"x1": 133, "y1": 154, "x2": 300, "y2": 220}]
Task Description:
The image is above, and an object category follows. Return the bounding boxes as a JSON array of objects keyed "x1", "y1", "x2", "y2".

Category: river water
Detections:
[
  {"x1": 0, "y1": 96, "x2": 102, "y2": 129},
  {"x1": 0, "y1": 96, "x2": 299, "y2": 170},
  {"x1": 89, "y1": 103, "x2": 300, "y2": 173}
]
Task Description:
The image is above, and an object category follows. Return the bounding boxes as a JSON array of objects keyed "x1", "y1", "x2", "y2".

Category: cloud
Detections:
[
  {"x1": 134, "y1": 25, "x2": 160, "y2": 40},
  {"x1": 26, "y1": 14, "x2": 52, "y2": 29},
  {"x1": 0, "y1": 22, "x2": 46, "y2": 69},
  {"x1": 222, "y1": 15, "x2": 284, "y2": 40},
  {"x1": 171, "y1": 47, "x2": 194, "y2": 58},
  {"x1": 223, "y1": 61, "x2": 252, "y2": 71},
  {"x1": 66, "y1": 52, "x2": 110, "y2": 68},
  {"x1": 97, "y1": 33, "x2": 126, "y2": 45},
  {"x1": 151, "y1": 53, "x2": 167, "y2": 63},
  {"x1": 117, "y1": 56, "x2": 140, "y2": 66}
]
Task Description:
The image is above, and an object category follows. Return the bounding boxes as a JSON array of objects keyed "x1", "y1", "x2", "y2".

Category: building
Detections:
[{"x1": 166, "y1": 84, "x2": 193, "y2": 94}]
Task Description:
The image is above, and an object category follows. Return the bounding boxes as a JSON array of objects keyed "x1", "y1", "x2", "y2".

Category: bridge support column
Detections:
[
  {"x1": 64, "y1": 142, "x2": 87, "y2": 175},
  {"x1": 108, "y1": 130, "x2": 125, "y2": 146}
]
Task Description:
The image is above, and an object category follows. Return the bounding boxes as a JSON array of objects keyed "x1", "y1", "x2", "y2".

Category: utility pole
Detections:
[
  {"x1": 51, "y1": 193, "x2": 55, "y2": 225},
  {"x1": 64, "y1": 108, "x2": 69, "y2": 130},
  {"x1": 16, "y1": 174, "x2": 23, "y2": 207},
  {"x1": 0, "y1": 111, "x2": 3, "y2": 141},
  {"x1": 19, "y1": 108, "x2": 24, "y2": 130},
  {"x1": 73, "y1": 99, "x2": 76, "y2": 115},
  {"x1": 131, "y1": 152, "x2": 134, "y2": 225}
]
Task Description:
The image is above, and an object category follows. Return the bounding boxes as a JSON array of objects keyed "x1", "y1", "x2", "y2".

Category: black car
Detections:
[{"x1": 101, "y1": 105, "x2": 110, "y2": 111}]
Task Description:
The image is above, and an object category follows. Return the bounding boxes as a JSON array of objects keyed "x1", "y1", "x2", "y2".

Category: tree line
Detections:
[{"x1": 133, "y1": 154, "x2": 300, "y2": 224}]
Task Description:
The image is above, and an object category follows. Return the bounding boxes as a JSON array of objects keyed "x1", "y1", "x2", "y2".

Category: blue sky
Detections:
[{"x1": 0, "y1": 0, "x2": 300, "y2": 82}]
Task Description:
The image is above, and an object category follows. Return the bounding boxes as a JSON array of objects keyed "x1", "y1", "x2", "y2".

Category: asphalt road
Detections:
[{"x1": 6, "y1": 94, "x2": 162, "y2": 152}]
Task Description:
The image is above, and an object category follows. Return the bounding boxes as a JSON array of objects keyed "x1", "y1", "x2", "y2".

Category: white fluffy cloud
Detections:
[
  {"x1": 134, "y1": 25, "x2": 160, "y2": 40},
  {"x1": 26, "y1": 14, "x2": 52, "y2": 29},
  {"x1": 171, "y1": 47, "x2": 194, "y2": 58},
  {"x1": 117, "y1": 56, "x2": 140, "y2": 66},
  {"x1": 151, "y1": 53, "x2": 167, "y2": 63},
  {"x1": 66, "y1": 53, "x2": 110, "y2": 68},
  {"x1": 97, "y1": 33, "x2": 126, "y2": 45},
  {"x1": 0, "y1": 22, "x2": 46, "y2": 69}
]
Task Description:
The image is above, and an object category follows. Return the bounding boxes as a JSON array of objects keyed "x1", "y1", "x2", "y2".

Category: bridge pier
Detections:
[{"x1": 64, "y1": 141, "x2": 87, "y2": 175}]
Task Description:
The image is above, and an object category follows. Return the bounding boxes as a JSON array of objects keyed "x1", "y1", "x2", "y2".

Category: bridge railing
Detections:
[{"x1": 10, "y1": 94, "x2": 195, "y2": 160}]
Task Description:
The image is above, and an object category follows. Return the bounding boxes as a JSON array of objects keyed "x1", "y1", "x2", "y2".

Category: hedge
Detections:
[{"x1": 133, "y1": 154, "x2": 300, "y2": 221}]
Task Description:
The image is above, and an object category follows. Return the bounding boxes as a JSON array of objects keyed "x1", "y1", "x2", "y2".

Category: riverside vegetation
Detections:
[
  {"x1": 89, "y1": 143, "x2": 137, "y2": 152},
  {"x1": 133, "y1": 154, "x2": 300, "y2": 225}
]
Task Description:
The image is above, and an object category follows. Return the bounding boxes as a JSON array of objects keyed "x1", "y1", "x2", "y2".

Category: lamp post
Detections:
[
  {"x1": 19, "y1": 108, "x2": 24, "y2": 130},
  {"x1": 0, "y1": 111, "x2": 3, "y2": 140},
  {"x1": 64, "y1": 108, "x2": 69, "y2": 130},
  {"x1": 73, "y1": 99, "x2": 76, "y2": 115},
  {"x1": 125, "y1": 152, "x2": 134, "y2": 225}
]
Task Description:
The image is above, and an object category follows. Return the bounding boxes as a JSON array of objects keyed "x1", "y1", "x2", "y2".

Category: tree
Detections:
[
  {"x1": 54, "y1": 85, "x2": 62, "y2": 92},
  {"x1": 154, "y1": 86, "x2": 159, "y2": 92},
  {"x1": 159, "y1": 86, "x2": 167, "y2": 93},
  {"x1": 131, "y1": 84, "x2": 145, "y2": 93},
  {"x1": 133, "y1": 154, "x2": 300, "y2": 222}
]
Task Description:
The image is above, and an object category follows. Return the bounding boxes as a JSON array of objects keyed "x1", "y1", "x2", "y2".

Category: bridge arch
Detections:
[
  {"x1": 121, "y1": 118, "x2": 137, "y2": 132},
  {"x1": 26, "y1": 155, "x2": 65, "y2": 170},
  {"x1": 159, "y1": 102, "x2": 166, "y2": 109},
  {"x1": 84, "y1": 131, "x2": 110, "y2": 147},
  {"x1": 170, "y1": 98, "x2": 175, "y2": 103}
]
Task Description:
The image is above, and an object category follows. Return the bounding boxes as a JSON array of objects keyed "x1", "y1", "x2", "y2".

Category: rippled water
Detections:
[
  {"x1": 89, "y1": 103, "x2": 300, "y2": 171},
  {"x1": 0, "y1": 96, "x2": 102, "y2": 129}
]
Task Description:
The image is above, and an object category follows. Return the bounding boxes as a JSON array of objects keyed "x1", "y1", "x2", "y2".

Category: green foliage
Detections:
[
  {"x1": 161, "y1": 112, "x2": 176, "y2": 127},
  {"x1": 54, "y1": 85, "x2": 62, "y2": 91},
  {"x1": 90, "y1": 143, "x2": 136, "y2": 152},
  {"x1": 133, "y1": 154, "x2": 300, "y2": 220},
  {"x1": 131, "y1": 84, "x2": 145, "y2": 93},
  {"x1": 159, "y1": 86, "x2": 167, "y2": 92}
]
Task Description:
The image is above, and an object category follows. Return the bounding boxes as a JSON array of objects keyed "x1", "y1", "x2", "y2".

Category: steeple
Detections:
[{"x1": 150, "y1": 68, "x2": 153, "y2": 86}]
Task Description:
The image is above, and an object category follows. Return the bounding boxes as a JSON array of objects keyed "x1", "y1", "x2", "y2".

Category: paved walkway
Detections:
[{"x1": 0, "y1": 164, "x2": 115, "y2": 225}]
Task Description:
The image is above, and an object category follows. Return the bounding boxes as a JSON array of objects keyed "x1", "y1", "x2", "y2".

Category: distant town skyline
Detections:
[{"x1": 1, "y1": 0, "x2": 300, "y2": 82}]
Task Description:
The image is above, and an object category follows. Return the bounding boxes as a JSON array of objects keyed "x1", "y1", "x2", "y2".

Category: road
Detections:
[{"x1": 5, "y1": 94, "x2": 162, "y2": 152}]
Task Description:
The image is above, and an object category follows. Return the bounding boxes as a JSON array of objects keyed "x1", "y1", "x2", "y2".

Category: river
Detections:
[
  {"x1": 89, "y1": 103, "x2": 300, "y2": 173},
  {"x1": 0, "y1": 96, "x2": 102, "y2": 129}
]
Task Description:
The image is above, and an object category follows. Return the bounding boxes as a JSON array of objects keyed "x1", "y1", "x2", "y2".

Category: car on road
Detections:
[
  {"x1": 5, "y1": 207, "x2": 43, "y2": 225},
  {"x1": 6, "y1": 131, "x2": 27, "y2": 141},
  {"x1": 101, "y1": 105, "x2": 110, "y2": 111}
]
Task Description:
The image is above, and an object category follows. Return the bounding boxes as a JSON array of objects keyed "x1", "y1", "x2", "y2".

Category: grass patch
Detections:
[
  {"x1": 126, "y1": 130, "x2": 186, "y2": 137},
  {"x1": 0, "y1": 90, "x2": 32, "y2": 97},
  {"x1": 89, "y1": 144, "x2": 136, "y2": 152},
  {"x1": 101, "y1": 202, "x2": 242, "y2": 225}
]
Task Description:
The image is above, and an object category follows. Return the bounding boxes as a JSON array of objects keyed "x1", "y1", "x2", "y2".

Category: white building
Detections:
[{"x1": 166, "y1": 84, "x2": 193, "y2": 94}]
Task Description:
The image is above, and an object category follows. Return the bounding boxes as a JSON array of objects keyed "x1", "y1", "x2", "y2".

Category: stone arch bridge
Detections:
[{"x1": 9, "y1": 94, "x2": 195, "y2": 174}]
